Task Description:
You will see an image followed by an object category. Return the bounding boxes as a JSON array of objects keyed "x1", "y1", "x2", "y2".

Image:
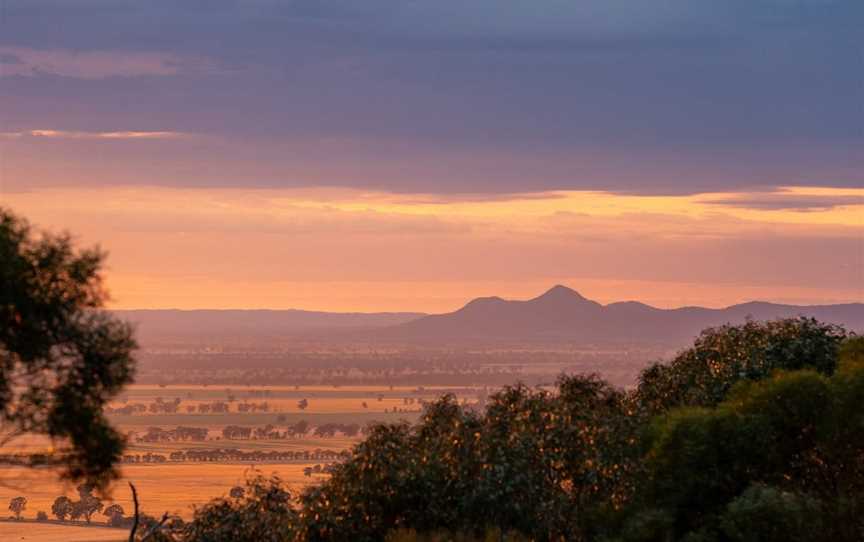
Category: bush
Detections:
[
  {"x1": 182, "y1": 475, "x2": 296, "y2": 542},
  {"x1": 720, "y1": 485, "x2": 824, "y2": 542},
  {"x1": 36, "y1": 511, "x2": 48, "y2": 522},
  {"x1": 636, "y1": 318, "x2": 846, "y2": 412}
]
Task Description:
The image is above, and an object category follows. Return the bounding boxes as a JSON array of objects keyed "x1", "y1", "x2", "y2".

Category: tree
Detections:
[
  {"x1": 290, "y1": 420, "x2": 309, "y2": 437},
  {"x1": 175, "y1": 320, "x2": 858, "y2": 542},
  {"x1": 298, "y1": 398, "x2": 309, "y2": 410},
  {"x1": 629, "y1": 361, "x2": 864, "y2": 541},
  {"x1": 73, "y1": 484, "x2": 103, "y2": 523},
  {"x1": 0, "y1": 208, "x2": 137, "y2": 487},
  {"x1": 636, "y1": 318, "x2": 846, "y2": 413},
  {"x1": 719, "y1": 484, "x2": 825, "y2": 542},
  {"x1": 51, "y1": 496, "x2": 73, "y2": 521},
  {"x1": 182, "y1": 475, "x2": 297, "y2": 542},
  {"x1": 103, "y1": 503, "x2": 125, "y2": 526},
  {"x1": 8, "y1": 496, "x2": 26, "y2": 520}
]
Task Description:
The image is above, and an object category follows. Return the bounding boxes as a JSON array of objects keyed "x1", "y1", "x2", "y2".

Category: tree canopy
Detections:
[
  {"x1": 174, "y1": 322, "x2": 861, "y2": 542},
  {"x1": 0, "y1": 208, "x2": 136, "y2": 487}
]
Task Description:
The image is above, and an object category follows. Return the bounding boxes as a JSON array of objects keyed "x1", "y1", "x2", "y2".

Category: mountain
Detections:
[
  {"x1": 371, "y1": 285, "x2": 864, "y2": 346},
  {"x1": 114, "y1": 309, "x2": 425, "y2": 348},
  {"x1": 115, "y1": 286, "x2": 864, "y2": 349}
]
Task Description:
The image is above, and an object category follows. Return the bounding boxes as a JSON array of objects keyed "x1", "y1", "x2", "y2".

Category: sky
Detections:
[{"x1": 0, "y1": 0, "x2": 861, "y2": 312}]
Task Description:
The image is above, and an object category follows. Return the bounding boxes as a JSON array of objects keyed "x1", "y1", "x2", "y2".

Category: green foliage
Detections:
[
  {"x1": 718, "y1": 484, "x2": 824, "y2": 542},
  {"x1": 839, "y1": 336, "x2": 864, "y2": 370},
  {"x1": 182, "y1": 474, "x2": 297, "y2": 542},
  {"x1": 634, "y1": 362, "x2": 864, "y2": 541},
  {"x1": 636, "y1": 318, "x2": 846, "y2": 412},
  {"x1": 173, "y1": 318, "x2": 859, "y2": 541},
  {"x1": 0, "y1": 208, "x2": 137, "y2": 487},
  {"x1": 296, "y1": 374, "x2": 637, "y2": 541}
]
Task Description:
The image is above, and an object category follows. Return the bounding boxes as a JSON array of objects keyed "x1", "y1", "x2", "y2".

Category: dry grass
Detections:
[
  {"x1": 0, "y1": 384, "x2": 477, "y2": 540},
  {"x1": 0, "y1": 463, "x2": 327, "y2": 523},
  {"x1": 0, "y1": 520, "x2": 126, "y2": 541}
]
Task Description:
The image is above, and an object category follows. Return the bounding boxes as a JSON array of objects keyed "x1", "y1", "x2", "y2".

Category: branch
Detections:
[
  {"x1": 140, "y1": 512, "x2": 170, "y2": 542},
  {"x1": 128, "y1": 482, "x2": 139, "y2": 542},
  {"x1": 128, "y1": 482, "x2": 173, "y2": 542}
]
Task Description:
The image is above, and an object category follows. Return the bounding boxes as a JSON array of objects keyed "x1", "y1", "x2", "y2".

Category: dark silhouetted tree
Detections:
[
  {"x1": 102, "y1": 503, "x2": 125, "y2": 526},
  {"x1": 73, "y1": 484, "x2": 103, "y2": 523},
  {"x1": 0, "y1": 208, "x2": 137, "y2": 487},
  {"x1": 8, "y1": 496, "x2": 26, "y2": 520},
  {"x1": 51, "y1": 496, "x2": 72, "y2": 521}
]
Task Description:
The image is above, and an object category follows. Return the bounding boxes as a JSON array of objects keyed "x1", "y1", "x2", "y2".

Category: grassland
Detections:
[
  {"x1": 0, "y1": 463, "x2": 330, "y2": 522},
  {"x1": 0, "y1": 520, "x2": 126, "y2": 542},
  {"x1": 0, "y1": 384, "x2": 479, "y2": 539}
]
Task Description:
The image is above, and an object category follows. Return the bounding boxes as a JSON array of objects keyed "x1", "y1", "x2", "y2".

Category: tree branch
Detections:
[{"x1": 128, "y1": 482, "x2": 139, "y2": 542}]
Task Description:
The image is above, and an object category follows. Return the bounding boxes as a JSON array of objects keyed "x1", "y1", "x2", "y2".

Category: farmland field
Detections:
[
  {"x1": 0, "y1": 384, "x2": 479, "y2": 539},
  {"x1": 0, "y1": 520, "x2": 126, "y2": 541},
  {"x1": 0, "y1": 463, "x2": 329, "y2": 521}
]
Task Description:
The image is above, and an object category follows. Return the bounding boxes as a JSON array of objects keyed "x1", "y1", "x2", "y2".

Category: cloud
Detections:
[
  {"x1": 3, "y1": 185, "x2": 860, "y2": 310},
  {"x1": 0, "y1": 47, "x2": 223, "y2": 79},
  {"x1": 702, "y1": 191, "x2": 864, "y2": 212},
  {"x1": 1, "y1": 129, "x2": 187, "y2": 140},
  {"x1": 0, "y1": 1, "x2": 861, "y2": 195}
]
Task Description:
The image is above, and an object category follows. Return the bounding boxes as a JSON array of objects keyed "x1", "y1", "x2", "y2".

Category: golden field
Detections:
[
  {"x1": 0, "y1": 463, "x2": 329, "y2": 522},
  {"x1": 0, "y1": 521, "x2": 126, "y2": 542},
  {"x1": 0, "y1": 384, "x2": 479, "y2": 540}
]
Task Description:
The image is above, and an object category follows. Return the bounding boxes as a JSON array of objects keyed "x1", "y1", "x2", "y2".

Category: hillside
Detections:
[
  {"x1": 114, "y1": 286, "x2": 864, "y2": 349},
  {"x1": 372, "y1": 285, "x2": 864, "y2": 346}
]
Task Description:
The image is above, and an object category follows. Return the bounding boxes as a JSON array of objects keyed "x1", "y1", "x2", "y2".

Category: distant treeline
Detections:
[
  {"x1": 120, "y1": 449, "x2": 348, "y2": 464},
  {"x1": 131, "y1": 422, "x2": 370, "y2": 444}
]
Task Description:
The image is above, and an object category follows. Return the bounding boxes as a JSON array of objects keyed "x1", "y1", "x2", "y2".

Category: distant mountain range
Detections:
[
  {"x1": 116, "y1": 285, "x2": 864, "y2": 348},
  {"x1": 367, "y1": 285, "x2": 864, "y2": 346}
]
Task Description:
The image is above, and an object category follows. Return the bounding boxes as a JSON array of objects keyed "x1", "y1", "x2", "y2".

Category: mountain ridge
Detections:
[
  {"x1": 371, "y1": 285, "x2": 864, "y2": 346},
  {"x1": 113, "y1": 285, "x2": 864, "y2": 348}
]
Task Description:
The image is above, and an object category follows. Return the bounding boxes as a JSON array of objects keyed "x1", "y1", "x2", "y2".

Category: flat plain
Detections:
[{"x1": 0, "y1": 384, "x2": 478, "y2": 540}]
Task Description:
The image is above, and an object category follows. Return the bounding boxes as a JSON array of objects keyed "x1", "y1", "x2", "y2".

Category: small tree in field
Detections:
[
  {"x1": 8, "y1": 496, "x2": 26, "y2": 520},
  {"x1": 51, "y1": 496, "x2": 73, "y2": 521},
  {"x1": 298, "y1": 398, "x2": 309, "y2": 410},
  {"x1": 74, "y1": 484, "x2": 103, "y2": 523},
  {"x1": 103, "y1": 503, "x2": 125, "y2": 526}
]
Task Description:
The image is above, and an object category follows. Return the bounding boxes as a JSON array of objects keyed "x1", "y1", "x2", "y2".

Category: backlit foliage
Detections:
[{"x1": 0, "y1": 208, "x2": 137, "y2": 487}]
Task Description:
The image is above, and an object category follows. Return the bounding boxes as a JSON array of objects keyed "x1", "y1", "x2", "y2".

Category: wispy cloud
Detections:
[
  {"x1": 702, "y1": 190, "x2": 864, "y2": 212},
  {"x1": 0, "y1": 47, "x2": 223, "y2": 79},
  {"x1": 4, "y1": 185, "x2": 861, "y2": 310},
  {"x1": 1, "y1": 129, "x2": 187, "y2": 140}
]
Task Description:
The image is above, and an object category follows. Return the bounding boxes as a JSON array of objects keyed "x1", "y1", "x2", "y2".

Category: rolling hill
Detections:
[
  {"x1": 115, "y1": 286, "x2": 864, "y2": 349},
  {"x1": 371, "y1": 285, "x2": 864, "y2": 346}
]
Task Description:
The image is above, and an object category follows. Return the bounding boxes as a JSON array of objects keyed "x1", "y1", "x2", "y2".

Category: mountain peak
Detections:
[{"x1": 534, "y1": 284, "x2": 588, "y2": 302}]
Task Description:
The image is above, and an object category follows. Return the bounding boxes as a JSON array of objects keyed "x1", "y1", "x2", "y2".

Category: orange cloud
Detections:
[
  {"x1": 2, "y1": 186, "x2": 861, "y2": 311},
  {"x1": 1, "y1": 129, "x2": 187, "y2": 140}
]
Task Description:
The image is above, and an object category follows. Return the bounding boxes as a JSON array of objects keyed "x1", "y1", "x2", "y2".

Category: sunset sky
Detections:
[{"x1": 1, "y1": 1, "x2": 861, "y2": 312}]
